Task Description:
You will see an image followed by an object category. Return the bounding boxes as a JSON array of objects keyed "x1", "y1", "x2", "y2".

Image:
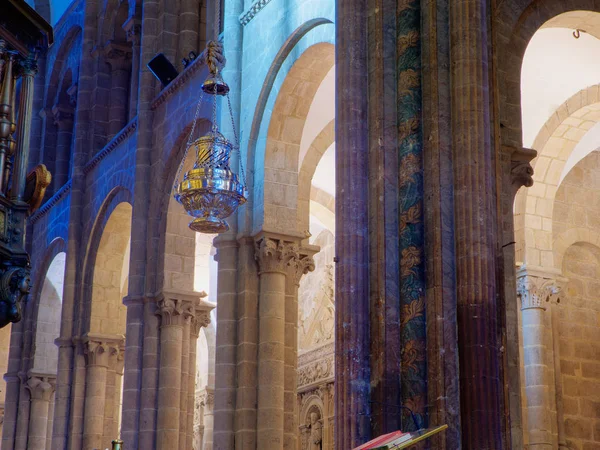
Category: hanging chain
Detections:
[
  {"x1": 172, "y1": 90, "x2": 205, "y2": 193},
  {"x1": 226, "y1": 92, "x2": 246, "y2": 189}
]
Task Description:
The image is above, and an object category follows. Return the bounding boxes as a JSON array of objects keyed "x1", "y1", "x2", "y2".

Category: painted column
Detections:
[
  {"x1": 155, "y1": 294, "x2": 194, "y2": 449},
  {"x1": 82, "y1": 337, "x2": 123, "y2": 450},
  {"x1": 123, "y1": 18, "x2": 141, "y2": 121},
  {"x1": 104, "y1": 41, "x2": 132, "y2": 139},
  {"x1": 449, "y1": 0, "x2": 505, "y2": 446},
  {"x1": 254, "y1": 235, "x2": 300, "y2": 450},
  {"x1": 284, "y1": 250, "x2": 315, "y2": 450},
  {"x1": 335, "y1": 0, "x2": 371, "y2": 448},
  {"x1": 517, "y1": 268, "x2": 561, "y2": 449},
  {"x1": 51, "y1": 104, "x2": 74, "y2": 189},
  {"x1": 25, "y1": 375, "x2": 56, "y2": 450}
]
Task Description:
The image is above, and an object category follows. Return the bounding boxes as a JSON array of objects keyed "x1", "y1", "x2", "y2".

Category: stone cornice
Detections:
[
  {"x1": 83, "y1": 118, "x2": 138, "y2": 175},
  {"x1": 29, "y1": 180, "x2": 72, "y2": 225},
  {"x1": 150, "y1": 53, "x2": 208, "y2": 110},
  {"x1": 239, "y1": 0, "x2": 273, "y2": 26}
]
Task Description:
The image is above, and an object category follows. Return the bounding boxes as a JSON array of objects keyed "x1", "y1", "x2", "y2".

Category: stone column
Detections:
[
  {"x1": 213, "y1": 240, "x2": 239, "y2": 450},
  {"x1": 103, "y1": 343, "x2": 124, "y2": 445},
  {"x1": 254, "y1": 235, "x2": 300, "y2": 450},
  {"x1": 200, "y1": 387, "x2": 214, "y2": 450},
  {"x1": 335, "y1": 0, "x2": 371, "y2": 448},
  {"x1": 517, "y1": 268, "x2": 561, "y2": 449},
  {"x1": 104, "y1": 41, "x2": 132, "y2": 138},
  {"x1": 449, "y1": 0, "x2": 505, "y2": 446},
  {"x1": 188, "y1": 305, "x2": 211, "y2": 450},
  {"x1": 284, "y1": 251, "x2": 315, "y2": 450},
  {"x1": 51, "y1": 103, "x2": 74, "y2": 190},
  {"x1": 82, "y1": 336, "x2": 123, "y2": 450},
  {"x1": 25, "y1": 374, "x2": 55, "y2": 450},
  {"x1": 155, "y1": 294, "x2": 193, "y2": 450},
  {"x1": 123, "y1": 18, "x2": 141, "y2": 121}
]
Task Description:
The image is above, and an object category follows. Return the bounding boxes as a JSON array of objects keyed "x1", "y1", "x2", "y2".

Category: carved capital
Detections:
[
  {"x1": 104, "y1": 40, "x2": 133, "y2": 71},
  {"x1": 66, "y1": 83, "x2": 78, "y2": 107},
  {"x1": 255, "y1": 235, "x2": 300, "y2": 275},
  {"x1": 123, "y1": 17, "x2": 141, "y2": 44},
  {"x1": 51, "y1": 104, "x2": 74, "y2": 130},
  {"x1": 156, "y1": 294, "x2": 195, "y2": 327},
  {"x1": 83, "y1": 334, "x2": 124, "y2": 367},
  {"x1": 517, "y1": 268, "x2": 563, "y2": 311},
  {"x1": 199, "y1": 387, "x2": 214, "y2": 409},
  {"x1": 18, "y1": 54, "x2": 38, "y2": 78},
  {"x1": 508, "y1": 146, "x2": 536, "y2": 197},
  {"x1": 289, "y1": 251, "x2": 316, "y2": 286},
  {"x1": 26, "y1": 374, "x2": 56, "y2": 401}
]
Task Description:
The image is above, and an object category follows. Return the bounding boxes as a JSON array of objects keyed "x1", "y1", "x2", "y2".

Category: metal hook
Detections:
[{"x1": 573, "y1": 29, "x2": 586, "y2": 39}]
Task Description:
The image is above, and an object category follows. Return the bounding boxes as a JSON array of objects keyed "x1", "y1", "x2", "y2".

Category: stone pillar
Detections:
[
  {"x1": 335, "y1": 0, "x2": 371, "y2": 448},
  {"x1": 82, "y1": 336, "x2": 123, "y2": 450},
  {"x1": 51, "y1": 103, "x2": 74, "y2": 190},
  {"x1": 284, "y1": 251, "x2": 315, "y2": 450},
  {"x1": 517, "y1": 268, "x2": 561, "y2": 449},
  {"x1": 200, "y1": 387, "x2": 214, "y2": 450},
  {"x1": 104, "y1": 41, "x2": 132, "y2": 138},
  {"x1": 449, "y1": 0, "x2": 504, "y2": 446},
  {"x1": 25, "y1": 375, "x2": 55, "y2": 450},
  {"x1": 123, "y1": 18, "x2": 141, "y2": 121},
  {"x1": 188, "y1": 306, "x2": 211, "y2": 450},
  {"x1": 103, "y1": 344, "x2": 124, "y2": 445},
  {"x1": 254, "y1": 235, "x2": 300, "y2": 450},
  {"x1": 213, "y1": 240, "x2": 239, "y2": 450}
]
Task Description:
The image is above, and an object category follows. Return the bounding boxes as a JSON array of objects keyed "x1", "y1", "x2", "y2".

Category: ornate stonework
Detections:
[
  {"x1": 508, "y1": 146, "x2": 536, "y2": 197},
  {"x1": 156, "y1": 295, "x2": 196, "y2": 326},
  {"x1": 254, "y1": 235, "x2": 300, "y2": 274},
  {"x1": 83, "y1": 336, "x2": 124, "y2": 367},
  {"x1": 516, "y1": 268, "x2": 563, "y2": 310},
  {"x1": 26, "y1": 374, "x2": 56, "y2": 401},
  {"x1": 297, "y1": 343, "x2": 334, "y2": 390}
]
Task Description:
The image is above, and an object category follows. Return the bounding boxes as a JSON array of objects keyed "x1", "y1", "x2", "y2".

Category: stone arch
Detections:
[
  {"x1": 242, "y1": 18, "x2": 335, "y2": 234},
  {"x1": 515, "y1": 84, "x2": 600, "y2": 268},
  {"x1": 32, "y1": 251, "x2": 66, "y2": 375},
  {"x1": 81, "y1": 186, "x2": 132, "y2": 335},
  {"x1": 259, "y1": 42, "x2": 335, "y2": 235},
  {"x1": 298, "y1": 120, "x2": 334, "y2": 234},
  {"x1": 498, "y1": 7, "x2": 600, "y2": 150}
]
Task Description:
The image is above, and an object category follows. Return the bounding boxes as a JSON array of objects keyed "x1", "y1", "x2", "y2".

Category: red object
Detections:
[{"x1": 353, "y1": 431, "x2": 409, "y2": 450}]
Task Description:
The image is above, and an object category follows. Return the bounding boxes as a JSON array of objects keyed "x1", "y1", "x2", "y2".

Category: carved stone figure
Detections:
[{"x1": 308, "y1": 412, "x2": 323, "y2": 450}]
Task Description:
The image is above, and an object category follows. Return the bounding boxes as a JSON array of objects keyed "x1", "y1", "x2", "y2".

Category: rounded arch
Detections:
[
  {"x1": 44, "y1": 25, "x2": 82, "y2": 111},
  {"x1": 515, "y1": 84, "x2": 600, "y2": 268},
  {"x1": 498, "y1": 5, "x2": 600, "y2": 150},
  {"x1": 81, "y1": 187, "x2": 132, "y2": 335},
  {"x1": 298, "y1": 120, "x2": 335, "y2": 234},
  {"x1": 32, "y1": 251, "x2": 66, "y2": 374},
  {"x1": 257, "y1": 42, "x2": 335, "y2": 235}
]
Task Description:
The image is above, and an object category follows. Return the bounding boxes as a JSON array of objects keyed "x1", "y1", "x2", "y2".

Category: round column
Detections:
[
  {"x1": 517, "y1": 271, "x2": 560, "y2": 449},
  {"x1": 284, "y1": 251, "x2": 315, "y2": 450},
  {"x1": 255, "y1": 236, "x2": 299, "y2": 450},
  {"x1": 25, "y1": 375, "x2": 55, "y2": 450},
  {"x1": 156, "y1": 296, "x2": 193, "y2": 450},
  {"x1": 51, "y1": 103, "x2": 74, "y2": 189},
  {"x1": 82, "y1": 338, "x2": 121, "y2": 450},
  {"x1": 104, "y1": 41, "x2": 132, "y2": 138}
]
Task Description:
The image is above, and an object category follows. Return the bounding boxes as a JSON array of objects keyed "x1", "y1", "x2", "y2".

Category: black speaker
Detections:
[{"x1": 147, "y1": 53, "x2": 179, "y2": 87}]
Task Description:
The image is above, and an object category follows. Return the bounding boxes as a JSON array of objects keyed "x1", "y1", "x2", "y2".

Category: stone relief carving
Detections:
[
  {"x1": 298, "y1": 358, "x2": 333, "y2": 388},
  {"x1": 517, "y1": 271, "x2": 562, "y2": 310}
]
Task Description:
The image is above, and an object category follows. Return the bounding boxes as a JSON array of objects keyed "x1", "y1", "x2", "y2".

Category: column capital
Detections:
[
  {"x1": 82, "y1": 333, "x2": 125, "y2": 367},
  {"x1": 104, "y1": 40, "x2": 132, "y2": 71},
  {"x1": 123, "y1": 17, "x2": 141, "y2": 44},
  {"x1": 156, "y1": 289, "x2": 204, "y2": 326},
  {"x1": 506, "y1": 146, "x2": 536, "y2": 197},
  {"x1": 288, "y1": 248, "x2": 317, "y2": 286},
  {"x1": 66, "y1": 83, "x2": 78, "y2": 107},
  {"x1": 254, "y1": 234, "x2": 301, "y2": 275},
  {"x1": 516, "y1": 266, "x2": 564, "y2": 310},
  {"x1": 51, "y1": 103, "x2": 74, "y2": 130},
  {"x1": 26, "y1": 373, "x2": 56, "y2": 401},
  {"x1": 17, "y1": 53, "x2": 38, "y2": 77},
  {"x1": 199, "y1": 387, "x2": 214, "y2": 408}
]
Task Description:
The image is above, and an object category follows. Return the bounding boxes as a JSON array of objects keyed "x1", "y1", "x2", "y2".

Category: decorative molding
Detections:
[
  {"x1": 151, "y1": 54, "x2": 207, "y2": 110},
  {"x1": 29, "y1": 180, "x2": 72, "y2": 225},
  {"x1": 297, "y1": 343, "x2": 334, "y2": 390},
  {"x1": 516, "y1": 267, "x2": 563, "y2": 310},
  {"x1": 83, "y1": 118, "x2": 137, "y2": 175},
  {"x1": 255, "y1": 235, "x2": 300, "y2": 275},
  {"x1": 239, "y1": 0, "x2": 273, "y2": 26}
]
